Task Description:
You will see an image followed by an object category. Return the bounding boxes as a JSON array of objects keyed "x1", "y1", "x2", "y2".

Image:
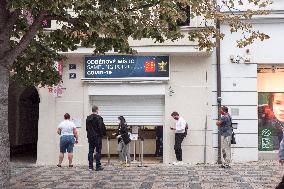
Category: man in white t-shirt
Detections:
[
  {"x1": 171, "y1": 111, "x2": 187, "y2": 165},
  {"x1": 57, "y1": 113, "x2": 78, "y2": 167}
]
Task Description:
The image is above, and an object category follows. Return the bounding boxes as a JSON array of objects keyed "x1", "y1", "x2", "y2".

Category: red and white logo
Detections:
[{"x1": 144, "y1": 60, "x2": 156, "y2": 72}]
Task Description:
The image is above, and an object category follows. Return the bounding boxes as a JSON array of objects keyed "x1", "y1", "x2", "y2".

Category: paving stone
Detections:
[{"x1": 10, "y1": 161, "x2": 284, "y2": 189}]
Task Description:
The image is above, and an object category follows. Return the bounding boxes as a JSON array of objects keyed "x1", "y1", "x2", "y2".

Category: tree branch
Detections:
[
  {"x1": 44, "y1": 15, "x2": 78, "y2": 25},
  {"x1": 4, "y1": 12, "x2": 46, "y2": 65},
  {"x1": 125, "y1": 1, "x2": 161, "y2": 12}
]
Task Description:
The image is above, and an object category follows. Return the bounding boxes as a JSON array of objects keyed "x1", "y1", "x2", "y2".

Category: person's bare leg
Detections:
[
  {"x1": 58, "y1": 153, "x2": 64, "y2": 166},
  {"x1": 68, "y1": 153, "x2": 73, "y2": 166}
]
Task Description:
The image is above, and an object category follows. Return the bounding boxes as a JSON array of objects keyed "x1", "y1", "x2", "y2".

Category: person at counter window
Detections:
[
  {"x1": 57, "y1": 113, "x2": 78, "y2": 168},
  {"x1": 86, "y1": 105, "x2": 106, "y2": 171},
  {"x1": 113, "y1": 116, "x2": 131, "y2": 167},
  {"x1": 170, "y1": 111, "x2": 187, "y2": 166},
  {"x1": 155, "y1": 126, "x2": 163, "y2": 157}
]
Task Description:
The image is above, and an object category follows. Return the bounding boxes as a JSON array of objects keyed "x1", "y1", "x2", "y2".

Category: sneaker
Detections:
[
  {"x1": 176, "y1": 161, "x2": 184, "y2": 166},
  {"x1": 88, "y1": 167, "x2": 94, "y2": 171},
  {"x1": 124, "y1": 163, "x2": 130, "y2": 167},
  {"x1": 69, "y1": 165, "x2": 73, "y2": 168},
  {"x1": 95, "y1": 167, "x2": 104, "y2": 171},
  {"x1": 220, "y1": 165, "x2": 230, "y2": 168},
  {"x1": 172, "y1": 161, "x2": 183, "y2": 166},
  {"x1": 57, "y1": 164, "x2": 62, "y2": 167},
  {"x1": 225, "y1": 165, "x2": 231, "y2": 169}
]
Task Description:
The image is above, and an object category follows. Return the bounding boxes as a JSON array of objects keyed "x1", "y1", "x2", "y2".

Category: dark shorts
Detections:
[{"x1": 60, "y1": 135, "x2": 75, "y2": 153}]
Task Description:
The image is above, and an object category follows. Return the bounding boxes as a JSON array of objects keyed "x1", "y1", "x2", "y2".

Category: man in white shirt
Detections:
[
  {"x1": 171, "y1": 111, "x2": 187, "y2": 165},
  {"x1": 57, "y1": 113, "x2": 78, "y2": 167}
]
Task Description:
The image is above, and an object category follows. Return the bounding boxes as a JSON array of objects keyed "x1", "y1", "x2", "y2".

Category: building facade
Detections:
[
  {"x1": 35, "y1": 24, "x2": 216, "y2": 164},
  {"x1": 9, "y1": 1, "x2": 284, "y2": 165},
  {"x1": 216, "y1": 0, "x2": 284, "y2": 161}
]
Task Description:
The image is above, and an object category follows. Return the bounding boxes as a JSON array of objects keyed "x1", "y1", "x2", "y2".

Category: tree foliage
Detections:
[{"x1": 0, "y1": 0, "x2": 272, "y2": 86}]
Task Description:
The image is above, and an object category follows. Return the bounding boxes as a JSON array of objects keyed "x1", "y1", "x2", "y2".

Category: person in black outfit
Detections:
[
  {"x1": 276, "y1": 176, "x2": 284, "y2": 189},
  {"x1": 155, "y1": 126, "x2": 163, "y2": 157},
  {"x1": 86, "y1": 105, "x2": 106, "y2": 171},
  {"x1": 113, "y1": 116, "x2": 131, "y2": 166}
]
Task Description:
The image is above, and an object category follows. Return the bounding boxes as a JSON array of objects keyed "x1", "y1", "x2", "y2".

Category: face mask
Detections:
[{"x1": 174, "y1": 117, "x2": 179, "y2": 120}]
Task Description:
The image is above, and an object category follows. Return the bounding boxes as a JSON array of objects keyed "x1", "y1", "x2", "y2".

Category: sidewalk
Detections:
[{"x1": 10, "y1": 161, "x2": 284, "y2": 189}]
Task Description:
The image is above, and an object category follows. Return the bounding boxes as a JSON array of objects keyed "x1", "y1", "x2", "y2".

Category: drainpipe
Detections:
[
  {"x1": 216, "y1": 17, "x2": 222, "y2": 164},
  {"x1": 204, "y1": 115, "x2": 208, "y2": 164}
]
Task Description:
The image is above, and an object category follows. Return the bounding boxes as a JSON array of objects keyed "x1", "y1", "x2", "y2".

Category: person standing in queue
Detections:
[
  {"x1": 57, "y1": 113, "x2": 78, "y2": 167},
  {"x1": 216, "y1": 106, "x2": 233, "y2": 168},
  {"x1": 86, "y1": 105, "x2": 106, "y2": 171},
  {"x1": 113, "y1": 116, "x2": 131, "y2": 167},
  {"x1": 170, "y1": 111, "x2": 187, "y2": 165}
]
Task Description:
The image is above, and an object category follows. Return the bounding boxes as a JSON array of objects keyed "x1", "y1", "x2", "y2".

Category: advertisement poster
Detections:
[
  {"x1": 84, "y1": 55, "x2": 169, "y2": 79},
  {"x1": 72, "y1": 118, "x2": 81, "y2": 128},
  {"x1": 258, "y1": 92, "x2": 284, "y2": 151}
]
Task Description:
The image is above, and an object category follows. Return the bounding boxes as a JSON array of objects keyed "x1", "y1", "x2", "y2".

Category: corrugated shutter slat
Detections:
[{"x1": 90, "y1": 95, "x2": 164, "y2": 125}]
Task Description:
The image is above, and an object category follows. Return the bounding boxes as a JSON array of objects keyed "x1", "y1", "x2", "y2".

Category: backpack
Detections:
[
  {"x1": 121, "y1": 124, "x2": 131, "y2": 144},
  {"x1": 229, "y1": 115, "x2": 236, "y2": 144},
  {"x1": 184, "y1": 123, "x2": 189, "y2": 137}
]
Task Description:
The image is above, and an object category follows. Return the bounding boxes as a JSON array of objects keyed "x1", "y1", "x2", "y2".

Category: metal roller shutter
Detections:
[{"x1": 90, "y1": 95, "x2": 165, "y2": 125}]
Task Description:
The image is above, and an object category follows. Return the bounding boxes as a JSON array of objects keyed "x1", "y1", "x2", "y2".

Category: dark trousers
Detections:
[
  {"x1": 155, "y1": 137, "x2": 163, "y2": 156},
  {"x1": 88, "y1": 137, "x2": 102, "y2": 169},
  {"x1": 174, "y1": 133, "x2": 185, "y2": 161}
]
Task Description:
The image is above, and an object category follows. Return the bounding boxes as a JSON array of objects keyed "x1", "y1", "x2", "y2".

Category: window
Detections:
[{"x1": 176, "y1": 3, "x2": 191, "y2": 27}]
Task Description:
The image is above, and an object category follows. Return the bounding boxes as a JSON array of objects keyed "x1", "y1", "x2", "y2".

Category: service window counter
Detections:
[{"x1": 101, "y1": 126, "x2": 162, "y2": 157}]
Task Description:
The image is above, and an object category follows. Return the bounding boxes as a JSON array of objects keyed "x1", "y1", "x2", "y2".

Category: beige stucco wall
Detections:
[
  {"x1": 37, "y1": 54, "x2": 214, "y2": 165},
  {"x1": 164, "y1": 56, "x2": 214, "y2": 164},
  {"x1": 37, "y1": 56, "x2": 86, "y2": 165}
]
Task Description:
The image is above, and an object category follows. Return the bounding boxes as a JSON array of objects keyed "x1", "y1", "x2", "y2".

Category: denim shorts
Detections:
[{"x1": 60, "y1": 135, "x2": 75, "y2": 153}]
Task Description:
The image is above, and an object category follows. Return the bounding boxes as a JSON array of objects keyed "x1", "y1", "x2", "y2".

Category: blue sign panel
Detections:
[{"x1": 84, "y1": 55, "x2": 169, "y2": 79}]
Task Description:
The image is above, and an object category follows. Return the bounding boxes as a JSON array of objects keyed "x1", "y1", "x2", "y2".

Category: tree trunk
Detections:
[{"x1": 0, "y1": 64, "x2": 10, "y2": 188}]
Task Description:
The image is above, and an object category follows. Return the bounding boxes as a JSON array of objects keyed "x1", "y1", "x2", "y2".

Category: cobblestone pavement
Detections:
[{"x1": 10, "y1": 161, "x2": 284, "y2": 189}]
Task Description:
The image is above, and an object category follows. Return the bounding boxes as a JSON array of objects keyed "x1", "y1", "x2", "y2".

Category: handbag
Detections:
[
  {"x1": 229, "y1": 115, "x2": 236, "y2": 144},
  {"x1": 231, "y1": 132, "x2": 236, "y2": 144},
  {"x1": 184, "y1": 123, "x2": 189, "y2": 137}
]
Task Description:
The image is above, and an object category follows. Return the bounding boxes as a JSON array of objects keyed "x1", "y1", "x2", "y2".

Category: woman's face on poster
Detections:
[{"x1": 273, "y1": 93, "x2": 284, "y2": 122}]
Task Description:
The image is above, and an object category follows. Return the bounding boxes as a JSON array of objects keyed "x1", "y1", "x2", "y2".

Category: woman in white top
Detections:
[{"x1": 57, "y1": 113, "x2": 78, "y2": 167}]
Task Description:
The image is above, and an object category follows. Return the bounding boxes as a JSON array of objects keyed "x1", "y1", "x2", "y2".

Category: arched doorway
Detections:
[{"x1": 8, "y1": 83, "x2": 40, "y2": 163}]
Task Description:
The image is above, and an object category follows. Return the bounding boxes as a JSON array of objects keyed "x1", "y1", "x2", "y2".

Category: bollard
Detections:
[
  {"x1": 138, "y1": 138, "x2": 147, "y2": 167},
  {"x1": 107, "y1": 137, "x2": 110, "y2": 165},
  {"x1": 141, "y1": 139, "x2": 144, "y2": 166},
  {"x1": 132, "y1": 140, "x2": 137, "y2": 162},
  {"x1": 138, "y1": 139, "x2": 141, "y2": 162}
]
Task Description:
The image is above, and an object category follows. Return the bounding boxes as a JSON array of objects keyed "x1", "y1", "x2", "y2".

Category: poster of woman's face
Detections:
[
  {"x1": 271, "y1": 93, "x2": 284, "y2": 122},
  {"x1": 258, "y1": 93, "x2": 284, "y2": 151}
]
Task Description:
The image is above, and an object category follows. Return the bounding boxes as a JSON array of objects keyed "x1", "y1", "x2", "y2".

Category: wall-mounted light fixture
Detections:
[
  {"x1": 272, "y1": 65, "x2": 276, "y2": 73},
  {"x1": 230, "y1": 49, "x2": 251, "y2": 64}
]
